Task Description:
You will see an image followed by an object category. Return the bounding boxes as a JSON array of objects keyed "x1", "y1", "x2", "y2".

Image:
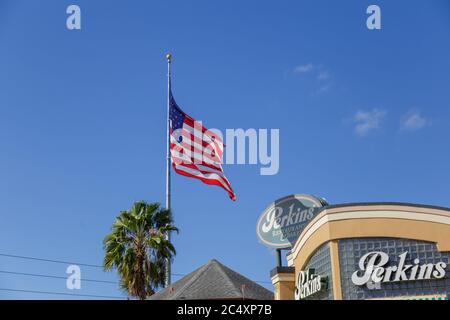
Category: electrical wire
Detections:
[
  {"x1": 0, "y1": 288, "x2": 125, "y2": 299},
  {"x1": 0, "y1": 252, "x2": 271, "y2": 284},
  {"x1": 0, "y1": 270, "x2": 117, "y2": 284}
]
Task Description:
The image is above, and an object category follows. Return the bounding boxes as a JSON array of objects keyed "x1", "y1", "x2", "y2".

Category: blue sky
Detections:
[{"x1": 1, "y1": 0, "x2": 450, "y2": 299}]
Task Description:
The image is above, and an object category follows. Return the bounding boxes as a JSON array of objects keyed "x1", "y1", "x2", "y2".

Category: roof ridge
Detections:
[
  {"x1": 150, "y1": 259, "x2": 273, "y2": 300},
  {"x1": 170, "y1": 259, "x2": 215, "y2": 299},
  {"x1": 214, "y1": 261, "x2": 274, "y2": 298},
  {"x1": 211, "y1": 260, "x2": 244, "y2": 298}
]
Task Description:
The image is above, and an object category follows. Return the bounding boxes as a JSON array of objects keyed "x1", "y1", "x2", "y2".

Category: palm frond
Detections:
[{"x1": 102, "y1": 201, "x2": 178, "y2": 300}]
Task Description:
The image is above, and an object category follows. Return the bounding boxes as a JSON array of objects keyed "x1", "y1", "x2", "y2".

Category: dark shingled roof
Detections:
[{"x1": 149, "y1": 259, "x2": 273, "y2": 300}]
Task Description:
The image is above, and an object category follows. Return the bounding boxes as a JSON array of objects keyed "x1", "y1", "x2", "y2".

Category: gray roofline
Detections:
[
  {"x1": 169, "y1": 260, "x2": 211, "y2": 300},
  {"x1": 213, "y1": 260, "x2": 245, "y2": 298},
  {"x1": 150, "y1": 259, "x2": 273, "y2": 300},
  {"x1": 319, "y1": 202, "x2": 450, "y2": 213}
]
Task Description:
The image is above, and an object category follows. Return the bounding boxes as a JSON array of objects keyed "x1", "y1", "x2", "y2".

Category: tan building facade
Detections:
[{"x1": 271, "y1": 203, "x2": 450, "y2": 300}]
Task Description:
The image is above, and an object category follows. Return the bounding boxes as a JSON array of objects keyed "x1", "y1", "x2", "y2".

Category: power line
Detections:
[
  {"x1": 0, "y1": 288, "x2": 125, "y2": 299},
  {"x1": 0, "y1": 268, "x2": 271, "y2": 287},
  {"x1": 0, "y1": 270, "x2": 117, "y2": 284},
  {"x1": 0, "y1": 252, "x2": 271, "y2": 298},
  {"x1": 0, "y1": 253, "x2": 102, "y2": 268},
  {"x1": 0, "y1": 252, "x2": 271, "y2": 284},
  {"x1": 0, "y1": 253, "x2": 185, "y2": 277}
]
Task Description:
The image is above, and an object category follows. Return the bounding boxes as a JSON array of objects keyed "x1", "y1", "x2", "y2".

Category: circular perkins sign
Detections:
[{"x1": 256, "y1": 194, "x2": 328, "y2": 249}]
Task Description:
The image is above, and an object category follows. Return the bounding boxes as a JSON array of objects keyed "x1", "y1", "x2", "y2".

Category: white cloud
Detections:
[
  {"x1": 293, "y1": 63, "x2": 333, "y2": 97},
  {"x1": 317, "y1": 70, "x2": 330, "y2": 81},
  {"x1": 353, "y1": 108, "x2": 386, "y2": 137},
  {"x1": 293, "y1": 63, "x2": 314, "y2": 74},
  {"x1": 314, "y1": 83, "x2": 332, "y2": 95},
  {"x1": 400, "y1": 110, "x2": 428, "y2": 131}
]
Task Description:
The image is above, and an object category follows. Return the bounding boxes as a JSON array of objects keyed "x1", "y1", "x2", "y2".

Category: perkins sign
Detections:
[
  {"x1": 352, "y1": 251, "x2": 448, "y2": 286},
  {"x1": 256, "y1": 194, "x2": 328, "y2": 249},
  {"x1": 295, "y1": 269, "x2": 328, "y2": 300}
]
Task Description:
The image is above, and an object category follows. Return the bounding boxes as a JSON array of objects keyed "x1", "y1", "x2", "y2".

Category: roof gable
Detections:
[{"x1": 150, "y1": 259, "x2": 273, "y2": 300}]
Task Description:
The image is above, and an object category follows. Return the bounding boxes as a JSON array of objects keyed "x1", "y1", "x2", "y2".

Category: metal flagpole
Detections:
[{"x1": 165, "y1": 53, "x2": 172, "y2": 288}]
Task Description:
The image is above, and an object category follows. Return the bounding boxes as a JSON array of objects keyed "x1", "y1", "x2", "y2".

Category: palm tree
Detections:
[{"x1": 103, "y1": 201, "x2": 178, "y2": 300}]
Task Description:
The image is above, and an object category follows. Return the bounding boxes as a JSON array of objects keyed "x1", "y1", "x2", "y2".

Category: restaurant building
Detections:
[{"x1": 257, "y1": 195, "x2": 450, "y2": 300}]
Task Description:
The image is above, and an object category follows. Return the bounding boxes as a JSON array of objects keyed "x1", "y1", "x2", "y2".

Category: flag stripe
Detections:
[
  {"x1": 170, "y1": 144, "x2": 221, "y2": 168},
  {"x1": 183, "y1": 117, "x2": 224, "y2": 145},
  {"x1": 180, "y1": 123, "x2": 224, "y2": 154},
  {"x1": 173, "y1": 164, "x2": 235, "y2": 200},
  {"x1": 173, "y1": 130, "x2": 223, "y2": 159}
]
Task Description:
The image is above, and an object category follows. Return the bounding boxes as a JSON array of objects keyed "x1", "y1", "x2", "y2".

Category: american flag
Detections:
[{"x1": 169, "y1": 90, "x2": 236, "y2": 201}]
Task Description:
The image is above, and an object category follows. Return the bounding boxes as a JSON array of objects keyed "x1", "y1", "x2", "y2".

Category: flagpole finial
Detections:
[{"x1": 166, "y1": 53, "x2": 172, "y2": 63}]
